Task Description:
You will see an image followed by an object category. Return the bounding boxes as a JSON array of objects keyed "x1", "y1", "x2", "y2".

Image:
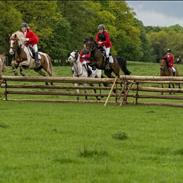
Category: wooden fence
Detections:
[{"x1": 1, "y1": 75, "x2": 183, "y2": 107}]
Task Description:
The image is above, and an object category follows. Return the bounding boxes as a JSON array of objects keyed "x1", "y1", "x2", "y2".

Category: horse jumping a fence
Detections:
[
  {"x1": 9, "y1": 31, "x2": 53, "y2": 78},
  {"x1": 84, "y1": 37, "x2": 131, "y2": 78},
  {"x1": 67, "y1": 50, "x2": 103, "y2": 100}
]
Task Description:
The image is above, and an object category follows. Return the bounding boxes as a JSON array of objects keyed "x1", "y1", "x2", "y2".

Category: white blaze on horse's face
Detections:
[
  {"x1": 67, "y1": 51, "x2": 78, "y2": 64},
  {"x1": 9, "y1": 39, "x2": 15, "y2": 55}
]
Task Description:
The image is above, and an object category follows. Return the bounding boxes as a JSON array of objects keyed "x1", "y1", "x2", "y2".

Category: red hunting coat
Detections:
[
  {"x1": 95, "y1": 31, "x2": 112, "y2": 48},
  {"x1": 24, "y1": 29, "x2": 39, "y2": 46},
  {"x1": 163, "y1": 53, "x2": 174, "y2": 68}
]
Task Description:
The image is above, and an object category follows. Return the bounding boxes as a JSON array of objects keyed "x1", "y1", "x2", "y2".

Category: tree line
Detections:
[{"x1": 0, "y1": 0, "x2": 183, "y2": 64}]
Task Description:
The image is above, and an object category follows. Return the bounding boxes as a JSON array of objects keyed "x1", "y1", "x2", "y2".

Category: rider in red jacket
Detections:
[
  {"x1": 21, "y1": 22, "x2": 40, "y2": 68},
  {"x1": 95, "y1": 24, "x2": 112, "y2": 69},
  {"x1": 162, "y1": 49, "x2": 176, "y2": 74}
]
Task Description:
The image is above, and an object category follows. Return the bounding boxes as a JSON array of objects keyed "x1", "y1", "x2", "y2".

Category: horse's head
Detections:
[
  {"x1": 67, "y1": 50, "x2": 79, "y2": 64},
  {"x1": 84, "y1": 37, "x2": 97, "y2": 51},
  {"x1": 9, "y1": 31, "x2": 25, "y2": 55},
  {"x1": 9, "y1": 34, "x2": 19, "y2": 55}
]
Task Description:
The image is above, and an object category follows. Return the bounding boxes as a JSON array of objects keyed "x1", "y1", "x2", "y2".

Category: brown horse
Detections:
[
  {"x1": 9, "y1": 31, "x2": 53, "y2": 77},
  {"x1": 160, "y1": 58, "x2": 180, "y2": 94},
  {"x1": 84, "y1": 37, "x2": 131, "y2": 78}
]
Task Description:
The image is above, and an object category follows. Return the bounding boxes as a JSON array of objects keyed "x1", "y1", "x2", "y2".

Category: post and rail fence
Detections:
[{"x1": 1, "y1": 75, "x2": 183, "y2": 107}]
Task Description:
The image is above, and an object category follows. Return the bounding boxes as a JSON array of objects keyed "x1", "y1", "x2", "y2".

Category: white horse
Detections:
[{"x1": 67, "y1": 50, "x2": 102, "y2": 100}]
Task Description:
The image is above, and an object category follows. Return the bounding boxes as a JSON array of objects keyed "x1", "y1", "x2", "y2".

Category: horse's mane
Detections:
[{"x1": 10, "y1": 30, "x2": 26, "y2": 44}]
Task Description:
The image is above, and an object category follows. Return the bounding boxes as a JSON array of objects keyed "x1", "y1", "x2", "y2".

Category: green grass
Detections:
[
  {"x1": 1, "y1": 102, "x2": 183, "y2": 183},
  {"x1": 1, "y1": 62, "x2": 183, "y2": 182}
]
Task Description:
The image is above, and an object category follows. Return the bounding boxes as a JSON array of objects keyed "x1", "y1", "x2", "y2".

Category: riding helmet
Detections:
[
  {"x1": 98, "y1": 24, "x2": 105, "y2": 30},
  {"x1": 21, "y1": 22, "x2": 29, "y2": 28},
  {"x1": 167, "y1": 49, "x2": 171, "y2": 52}
]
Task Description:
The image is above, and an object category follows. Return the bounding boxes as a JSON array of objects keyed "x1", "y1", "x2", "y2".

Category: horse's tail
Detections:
[
  {"x1": 116, "y1": 56, "x2": 131, "y2": 75},
  {"x1": 46, "y1": 54, "x2": 53, "y2": 76},
  {"x1": 40, "y1": 52, "x2": 53, "y2": 76}
]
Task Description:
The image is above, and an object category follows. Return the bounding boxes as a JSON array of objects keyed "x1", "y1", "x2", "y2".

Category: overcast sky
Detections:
[{"x1": 127, "y1": 1, "x2": 183, "y2": 26}]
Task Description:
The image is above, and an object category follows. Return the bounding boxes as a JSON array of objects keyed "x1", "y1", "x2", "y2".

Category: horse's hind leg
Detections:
[
  {"x1": 35, "y1": 69, "x2": 48, "y2": 85},
  {"x1": 42, "y1": 65, "x2": 53, "y2": 85},
  {"x1": 20, "y1": 66, "x2": 26, "y2": 76},
  {"x1": 91, "y1": 83, "x2": 101, "y2": 100}
]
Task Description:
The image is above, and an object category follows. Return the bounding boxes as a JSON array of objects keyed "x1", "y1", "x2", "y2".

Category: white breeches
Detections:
[
  {"x1": 172, "y1": 67, "x2": 176, "y2": 72},
  {"x1": 33, "y1": 44, "x2": 38, "y2": 52},
  {"x1": 103, "y1": 47, "x2": 110, "y2": 58}
]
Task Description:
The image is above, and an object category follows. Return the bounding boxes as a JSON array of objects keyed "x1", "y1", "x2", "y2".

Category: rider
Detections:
[
  {"x1": 162, "y1": 49, "x2": 176, "y2": 75},
  {"x1": 20, "y1": 22, "x2": 40, "y2": 68},
  {"x1": 79, "y1": 41, "x2": 92, "y2": 76},
  {"x1": 95, "y1": 24, "x2": 112, "y2": 70}
]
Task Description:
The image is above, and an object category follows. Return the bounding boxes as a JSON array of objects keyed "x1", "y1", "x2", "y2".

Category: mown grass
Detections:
[
  {"x1": 1, "y1": 102, "x2": 183, "y2": 183},
  {"x1": 1, "y1": 62, "x2": 183, "y2": 182}
]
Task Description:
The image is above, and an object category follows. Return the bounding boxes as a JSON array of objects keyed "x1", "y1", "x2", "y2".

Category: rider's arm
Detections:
[{"x1": 102, "y1": 31, "x2": 110, "y2": 46}]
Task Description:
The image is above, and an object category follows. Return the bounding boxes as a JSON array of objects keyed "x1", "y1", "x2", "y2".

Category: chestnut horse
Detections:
[{"x1": 9, "y1": 31, "x2": 53, "y2": 77}]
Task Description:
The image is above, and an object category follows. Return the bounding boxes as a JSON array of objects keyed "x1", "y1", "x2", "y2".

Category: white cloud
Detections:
[
  {"x1": 136, "y1": 10, "x2": 183, "y2": 26},
  {"x1": 127, "y1": 1, "x2": 183, "y2": 26}
]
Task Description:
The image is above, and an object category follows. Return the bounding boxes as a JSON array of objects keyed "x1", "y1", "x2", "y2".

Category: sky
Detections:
[{"x1": 126, "y1": 1, "x2": 183, "y2": 26}]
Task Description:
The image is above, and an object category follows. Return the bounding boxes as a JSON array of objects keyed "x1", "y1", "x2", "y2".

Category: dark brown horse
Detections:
[
  {"x1": 160, "y1": 58, "x2": 180, "y2": 94},
  {"x1": 9, "y1": 31, "x2": 53, "y2": 77},
  {"x1": 84, "y1": 37, "x2": 131, "y2": 78}
]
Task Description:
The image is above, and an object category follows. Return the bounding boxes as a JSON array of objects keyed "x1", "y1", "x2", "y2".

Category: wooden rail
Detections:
[{"x1": 0, "y1": 75, "x2": 183, "y2": 107}]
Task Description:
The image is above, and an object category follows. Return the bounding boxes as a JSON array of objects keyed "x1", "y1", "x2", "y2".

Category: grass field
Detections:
[{"x1": 1, "y1": 62, "x2": 183, "y2": 183}]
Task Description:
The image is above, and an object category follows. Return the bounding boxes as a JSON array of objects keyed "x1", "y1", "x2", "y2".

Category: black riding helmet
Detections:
[{"x1": 21, "y1": 22, "x2": 29, "y2": 28}]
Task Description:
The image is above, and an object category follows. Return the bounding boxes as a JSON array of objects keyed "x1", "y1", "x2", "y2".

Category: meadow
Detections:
[{"x1": 1, "y1": 62, "x2": 183, "y2": 183}]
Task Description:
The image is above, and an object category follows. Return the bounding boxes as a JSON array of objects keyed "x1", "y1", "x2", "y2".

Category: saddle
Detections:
[
  {"x1": 27, "y1": 46, "x2": 41, "y2": 60},
  {"x1": 98, "y1": 46, "x2": 113, "y2": 69}
]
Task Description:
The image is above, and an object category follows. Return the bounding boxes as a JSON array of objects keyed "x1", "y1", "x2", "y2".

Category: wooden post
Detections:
[
  {"x1": 104, "y1": 77, "x2": 118, "y2": 107},
  {"x1": 120, "y1": 80, "x2": 128, "y2": 106},
  {"x1": 4, "y1": 79, "x2": 8, "y2": 101},
  {"x1": 135, "y1": 82, "x2": 139, "y2": 104}
]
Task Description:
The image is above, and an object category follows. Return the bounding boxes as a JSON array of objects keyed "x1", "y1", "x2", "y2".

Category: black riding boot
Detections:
[
  {"x1": 34, "y1": 52, "x2": 41, "y2": 68},
  {"x1": 87, "y1": 65, "x2": 92, "y2": 76}
]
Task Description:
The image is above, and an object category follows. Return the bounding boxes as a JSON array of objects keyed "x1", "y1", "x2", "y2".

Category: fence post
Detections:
[
  {"x1": 4, "y1": 79, "x2": 8, "y2": 101},
  {"x1": 104, "y1": 77, "x2": 118, "y2": 107},
  {"x1": 135, "y1": 82, "x2": 139, "y2": 105}
]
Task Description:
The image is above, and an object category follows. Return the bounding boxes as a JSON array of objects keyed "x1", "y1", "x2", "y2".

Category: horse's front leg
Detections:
[
  {"x1": 19, "y1": 65, "x2": 26, "y2": 76},
  {"x1": 11, "y1": 60, "x2": 19, "y2": 76},
  {"x1": 74, "y1": 83, "x2": 80, "y2": 101},
  {"x1": 161, "y1": 83, "x2": 164, "y2": 95},
  {"x1": 84, "y1": 83, "x2": 88, "y2": 100}
]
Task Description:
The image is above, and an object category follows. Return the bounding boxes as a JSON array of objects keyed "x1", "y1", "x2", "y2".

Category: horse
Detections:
[
  {"x1": 84, "y1": 37, "x2": 131, "y2": 78},
  {"x1": 0, "y1": 54, "x2": 6, "y2": 85},
  {"x1": 67, "y1": 50, "x2": 102, "y2": 100},
  {"x1": 0, "y1": 54, "x2": 6, "y2": 77},
  {"x1": 160, "y1": 58, "x2": 180, "y2": 94},
  {"x1": 9, "y1": 31, "x2": 53, "y2": 78}
]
